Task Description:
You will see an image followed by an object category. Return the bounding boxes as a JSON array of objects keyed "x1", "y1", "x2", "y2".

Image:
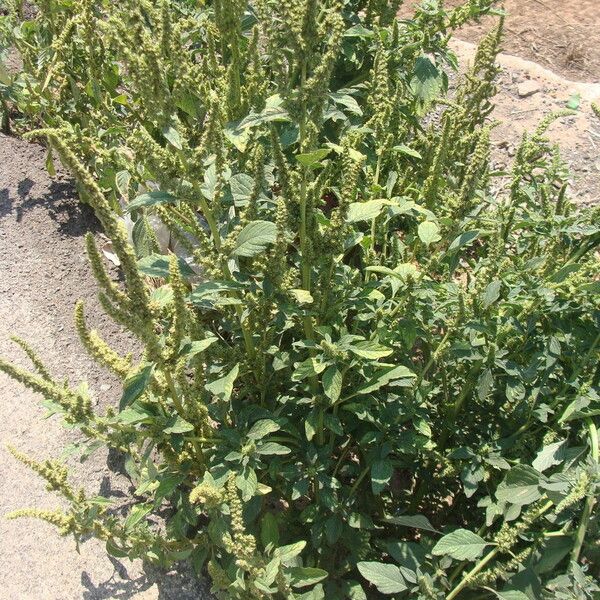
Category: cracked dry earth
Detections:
[
  {"x1": 1, "y1": 31, "x2": 599, "y2": 600},
  {"x1": 0, "y1": 134, "x2": 209, "y2": 600}
]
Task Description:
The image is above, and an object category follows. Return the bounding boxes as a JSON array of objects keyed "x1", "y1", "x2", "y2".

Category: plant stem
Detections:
[{"x1": 571, "y1": 418, "x2": 598, "y2": 563}]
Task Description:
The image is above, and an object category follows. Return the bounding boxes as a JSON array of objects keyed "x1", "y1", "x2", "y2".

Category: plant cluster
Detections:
[{"x1": 1, "y1": 0, "x2": 599, "y2": 598}]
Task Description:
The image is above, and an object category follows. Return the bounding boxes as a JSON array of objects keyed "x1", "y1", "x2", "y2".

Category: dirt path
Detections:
[{"x1": 0, "y1": 134, "x2": 208, "y2": 600}]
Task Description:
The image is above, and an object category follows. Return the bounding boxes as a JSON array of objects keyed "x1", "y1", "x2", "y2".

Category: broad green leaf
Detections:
[
  {"x1": 357, "y1": 562, "x2": 406, "y2": 595},
  {"x1": 347, "y1": 200, "x2": 389, "y2": 223},
  {"x1": 350, "y1": 340, "x2": 393, "y2": 360},
  {"x1": 229, "y1": 173, "x2": 255, "y2": 206},
  {"x1": 322, "y1": 366, "x2": 342, "y2": 403},
  {"x1": 532, "y1": 440, "x2": 566, "y2": 472},
  {"x1": 432, "y1": 529, "x2": 491, "y2": 561},
  {"x1": 256, "y1": 442, "x2": 291, "y2": 455},
  {"x1": 126, "y1": 191, "x2": 177, "y2": 212},
  {"x1": 120, "y1": 364, "x2": 154, "y2": 410},
  {"x1": 273, "y1": 541, "x2": 306, "y2": 564},
  {"x1": 162, "y1": 125, "x2": 182, "y2": 149},
  {"x1": 418, "y1": 221, "x2": 441, "y2": 246},
  {"x1": 371, "y1": 458, "x2": 393, "y2": 495},
  {"x1": 247, "y1": 419, "x2": 281, "y2": 441},
  {"x1": 410, "y1": 56, "x2": 443, "y2": 105},
  {"x1": 329, "y1": 92, "x2": 362, "y2": 115},
  {"x1": 293, "y1": 357, "x2": 327, "y2": 381},
  {"x1": 393, "y1": 144, "x2": 422, "y2": 159},
  {"x1": 483, "y1": 280, "x2": 502, "y2": 308},
  {"x1": 115, "y1": 170, "x2": 131, "y2": 198},
  {"x1": 495, "y1": 466, "x2": 542, "y2": 505},
  {"x1": 447, "y1": 230, "x2": 480, "y2": 252},
  {"x1": 383, "y1": 514, "x2": 439, "y2": 533},
  {"x1": 179, "y1": 336, "x2": 218, "y2": 358},
  {"x1": 357, "y1": 365, "x2": 416, "y2": 395},
  {"x1": 236, "y1": 467, "x2": 258, "y2": 501},
  {"x1": 239, "y1": 94, "x2": 290, "y2": 129},
  {"x1": 296, "y1": 148, "x2": 331, "y2": 167},
  {"x1": 261, "y1": 512, "x2": 280, "y2": 549},
  {"x1": 290, "y1": 289, "x2": 314, "y2": 305},
  {"x1": 164, "y1": 415, "x2": 195, "y2": 434},
  {"x1": 287, "y1": 567, "x2": 328, "y2": 588},
  {"x1": 132, "y1": 216, "x2": 157, "y2": 258},
  {"x1": 137, "y1": 254, "x2": 196, "y2": 278},
  {"x1": 233, "y1": 221, "x2": 277, "y2": 257},
  {"x1": 205, "y1": 364, "x2": 239, "y2": 402},
  {"x1": 125, "y1": 503, "x2": 153, "y2": 530},
  {"x1": 493, "y1": 591, "x2": 530, "y2": 600}
]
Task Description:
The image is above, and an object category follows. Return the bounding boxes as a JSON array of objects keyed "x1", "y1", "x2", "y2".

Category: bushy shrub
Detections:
[{"x1": 1, "y1": 1, "x2": 599, "y2": 598}]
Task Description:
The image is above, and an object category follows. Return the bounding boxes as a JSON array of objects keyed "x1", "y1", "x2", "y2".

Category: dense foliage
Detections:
[{"x1": 1, "y1": 1, "x2": 599, "y2": 598}]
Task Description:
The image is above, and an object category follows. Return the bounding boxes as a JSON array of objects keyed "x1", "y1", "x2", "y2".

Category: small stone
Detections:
[
  {"x1": 518, "y1": 80, "x2": 540, "y2": 98},
  {"x1": 100, "y1": 384, "x2": 111, "y2": 392}
]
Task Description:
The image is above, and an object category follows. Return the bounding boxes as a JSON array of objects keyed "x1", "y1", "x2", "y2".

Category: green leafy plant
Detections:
[{"x1": 1, "y1": 1, "x2": 599, "y2": 598}]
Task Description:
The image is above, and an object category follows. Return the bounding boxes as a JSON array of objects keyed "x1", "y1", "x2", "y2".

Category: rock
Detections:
[{"x1": 518, "y1": 80, "x2": 541, "y2": 98}]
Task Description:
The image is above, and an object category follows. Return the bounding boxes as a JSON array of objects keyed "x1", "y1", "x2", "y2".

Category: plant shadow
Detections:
[
  {"x1": 0, "y1": 176, "x2": 101, "y2": 237},
  {"x1": 80, "y1": 559, "x2": 212, "y2": 600}
]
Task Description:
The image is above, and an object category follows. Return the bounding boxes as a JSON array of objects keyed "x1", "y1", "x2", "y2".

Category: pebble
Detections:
[{"x1": 518, "y1": 80, "x2": 541, "y2": 98}]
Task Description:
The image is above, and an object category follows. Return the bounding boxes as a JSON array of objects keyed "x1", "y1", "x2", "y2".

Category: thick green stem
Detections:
[{"x1": 571, "y1": 418, "x2": 598, "y2": 563}]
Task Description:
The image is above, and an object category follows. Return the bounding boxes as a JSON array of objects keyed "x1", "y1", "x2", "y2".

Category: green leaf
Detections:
[
  {"x1": 132, "y1": 216, "x2": 158, "y2": 259},
  {"x1": 293, "y1": 357, "x2": 327, "y2": 381},
  {"x1": 290, "y1": 289, "x2": 314, "y2": 305},
  {"x1": 432, "y1": 529, "x2": 491, "y2": 561},
  {"x1": 229, "y1": 173, "x2": 255, "y2": 206},
  {"x1": 322, "y1": 366, "x2": 342, "y2": 403},
  {"x1": 125, "y1": 503, "x2": 153, "y2": 530},
  {"x1": 357, "y1": 562, "x2": 406, "y2": 595},
  {"x1": 273, "y1": 541, "x2": 306, "y2": 564},
  {"x1": 532, "y1": 440, "x2": 566, "y2": 472},
  {"x1": 296, "y1": 148, "x2": 331, "y2": 167},
  {"x1": 383, "y1": 514, "x2": 439, "y2": 534},
  {"x1": 447, "y1": 230, "x2": 480, "y2": 253},
  {"x1": 260, "y1": 513, "x2": 280, "y2": 551},
  {"x1": 256, "y1": 442, "x2": 291, "y2": 455},
  {"x1": 371, "y1": 458, "x2": 393, "y2": 495},
  {"x1": 492, "y1": 592, "x2": 530, "y2": 600},
  {"x1": 205, "y1": 364, "x2": 239, "y2": 402},
  {"x1": 115, "y1": 170, "x2": 131, "y2": 198},
  {"x1": 233, "y1": 221, "x2": 277, "y2": 257},
  {"x1": 483, "y1": 280, "x2": 502, "y2": 308},
  {"x1": 179, "y1": 336, "x2": 218, "y2": 358},
  {"x1": 137, "y1": 254, "x2": 196, "y2": 278},
  {"x1": 120, "y1": 364, "x2": 154, "y2": 410},
  {"x1": 357, "y1": 365, "x2": 416, "y2": 396},
  {"x1": 164, "y1": 415, "x2": 195, "y2": 434},
  {"x1": 393, "y1": 144, "x2": 422, "y2": 159},
  {"x1": 347, "y1": 200, "x2": 389, "y2": 223},
  {"x1": 162, "y1": 125, "x2": 183, "y2": 149},
  {"x1": 410, "y1": 56, "x2": 442, "y2": 105},
  {"x1": 126, "y1": 191, "x2": 177, "y2": 212},
  {"x1": 287, "y1": 567, "x2": 328, "y2": 588},
  {"x1": 349, "y1": 340, "x2": 393, "y2": 360},
  {"x1": 418, "y1": 221, "x2": 441, "y2": 246},
  {"x1": 247, "y1": 419, "x2": 281, "y2": 441},
  {"x1": 239, "y1": 94, "x2": 290, "y2": 129},
  {"x1": 329, "y1": 92, "x2": 363, "y2": 115},
  {"x1": 495, "y1": 466, "x2": 542, "y2": 505}
]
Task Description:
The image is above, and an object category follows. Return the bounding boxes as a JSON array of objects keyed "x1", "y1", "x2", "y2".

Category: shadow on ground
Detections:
[{"x1": 0, "y1": 176, "x2": 100, "y2": 237}]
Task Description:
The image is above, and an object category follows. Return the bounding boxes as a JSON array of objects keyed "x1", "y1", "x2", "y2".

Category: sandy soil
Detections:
[
  {"x1": 0, "y1": 134, "x2": 209, "y2": 599},
  {"x1": 401, "y1": 0, "x2": 600, "y2": 83}
]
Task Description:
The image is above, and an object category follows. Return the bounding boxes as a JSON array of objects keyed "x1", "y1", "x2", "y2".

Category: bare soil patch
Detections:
[
  {"x1": 401, "y1": 0, "x2": 600, "y2": 83},
  {"x1": 0, "y1": 134, "x2": 209, "y2": 599}
]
